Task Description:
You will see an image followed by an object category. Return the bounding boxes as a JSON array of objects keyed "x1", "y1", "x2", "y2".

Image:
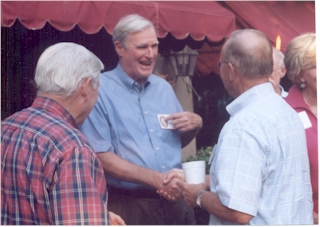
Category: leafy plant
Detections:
[{"x1": 184, "y1": 146, "x2": 213, "y2": 174}]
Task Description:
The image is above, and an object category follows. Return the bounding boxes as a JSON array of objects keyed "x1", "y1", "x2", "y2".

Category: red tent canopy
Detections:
[
  {"x1": 1, "y1": 1, "x2": 235, "y2": 42},
  {"x1": 224, "y1": 1, "x2": 315, "y2": 53},
  {"x1": 196, "y1": 1, "x2": 315, "y2": 76}
]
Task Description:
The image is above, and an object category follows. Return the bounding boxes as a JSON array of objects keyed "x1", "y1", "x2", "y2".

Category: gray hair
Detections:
[
  {"x1": 273, "y1": 47, "x2": 285, "y2": 68},
  {"x1": 35, "y1": 42, "x2": 104, "y2": 97},
  {"x1": 224, "y1": 29, "x2": 273, "y2": 78},
  {"x1": 112, "y1": 14, "x2": 156, "y2": 47}
]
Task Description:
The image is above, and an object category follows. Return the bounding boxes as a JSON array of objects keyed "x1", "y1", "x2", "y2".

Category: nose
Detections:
[{"x1": 146, "y1": 46, "x2": 157, "y2": 59}]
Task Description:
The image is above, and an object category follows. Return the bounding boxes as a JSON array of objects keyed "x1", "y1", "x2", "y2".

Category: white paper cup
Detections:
[{"x1": 182, "y1": 160, "x2": 206, "y2": 184}]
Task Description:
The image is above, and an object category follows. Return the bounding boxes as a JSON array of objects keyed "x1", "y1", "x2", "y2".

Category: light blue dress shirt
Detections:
[
  {"x1": 80, "y1": 64, "x2": 183, "y2": 189},
  {"x1": 209, "y1": 83, "x2": 313, "y2": 225}
]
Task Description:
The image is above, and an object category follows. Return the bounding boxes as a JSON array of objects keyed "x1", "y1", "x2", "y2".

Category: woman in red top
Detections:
[{"x1": 284, "y1": 33, "x2": 317, "y2": 224}]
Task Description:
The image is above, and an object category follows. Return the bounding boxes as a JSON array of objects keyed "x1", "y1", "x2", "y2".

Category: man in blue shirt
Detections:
[
  {"x1": 80, "y1": 14, "x2": 202, "y2": 225},
  {"x1": 176, "y1": 29, "x2": 313, "y2": 224}
]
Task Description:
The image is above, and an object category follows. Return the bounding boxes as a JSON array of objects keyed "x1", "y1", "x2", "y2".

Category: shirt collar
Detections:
[
  {"x1": 226, "y1": 83, "x2": 274, "y2": 117},
  {"x1": 32, "y1": 96, "x2": 78, "y2": 128},
  {"x1": 115, "y1": 64, "x2": 151, "y2": 91},
  {"x1": 280, "y1": 85, "x2": 288, "y2": 98}
]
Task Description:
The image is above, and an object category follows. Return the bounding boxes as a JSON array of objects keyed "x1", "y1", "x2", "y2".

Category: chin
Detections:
[{"x1": 138, "y1": 70, "x2": 153, "y2": 78}]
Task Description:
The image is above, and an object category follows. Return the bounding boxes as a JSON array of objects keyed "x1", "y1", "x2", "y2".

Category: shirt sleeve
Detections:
[
  {"x1": 212, "y1": 128, "x2": 265, "y2": 216},
  {"x1": 48, "y1": 146, "x2": 109, "y2": 225},
  {"x1": 80, "y1": 95, "x2": 114, "y2": 153}
]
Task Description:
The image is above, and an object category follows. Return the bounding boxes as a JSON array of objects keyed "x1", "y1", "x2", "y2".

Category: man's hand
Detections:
[
  {"x1": 177, "y1": 181, "x2": 208, "y2": 207},
  {"x1": 109, "y1": 211, "x2": 125, "y2": 225},
  {"x1": 166, "y1": 112, "x2": 202, "y2": 147},
  {"x1": 156, "y1": 169, "x2": 185, "y2": 201},
  {"x1": 166, "y1": 111, "x2": 202, "y2": 133}
]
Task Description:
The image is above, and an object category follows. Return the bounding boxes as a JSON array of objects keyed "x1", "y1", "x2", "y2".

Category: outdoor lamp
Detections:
[{"x1": 169, "y1": 46, "x2": 198, "y2": 77}]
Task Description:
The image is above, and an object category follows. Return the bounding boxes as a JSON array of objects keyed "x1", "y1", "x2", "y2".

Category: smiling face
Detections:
[{"x1": 116, "y1": 26, "x2": 159, "y2": 84}]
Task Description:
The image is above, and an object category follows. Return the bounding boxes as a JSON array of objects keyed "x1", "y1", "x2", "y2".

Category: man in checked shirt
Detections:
[
  {"x1": 176, "y1": 29, "x2": 313, "y2": 225},
  {"x1": 1, "y1": 42, "x2": 124, "y2": 225}
]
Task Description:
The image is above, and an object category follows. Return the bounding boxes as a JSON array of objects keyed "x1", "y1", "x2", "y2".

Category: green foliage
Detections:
[{"x1": 184, "y1": 146, "x2": 213, "y2": 174}]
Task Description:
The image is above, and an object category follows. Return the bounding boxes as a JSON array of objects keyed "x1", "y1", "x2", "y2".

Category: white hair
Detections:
[
  {"x1": 35, "y1": 42, "x2": 104, "y2": 98},
  {"x1": 273, "y1": 47, "x2": 285, "y2": 67},
  {"x1": 112, "y1": 14, "x2": 156, "y2": 47}
]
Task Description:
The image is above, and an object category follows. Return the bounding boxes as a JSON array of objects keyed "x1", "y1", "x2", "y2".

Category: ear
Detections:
[
  {"x1": 228, "y1": 63, "x2": 237, "y2": 81},
  {"x1": 115, "y1": 41, "x2": 124, "y2": 57},
  {"x1": 79, "y1": 77, "x2": 92, "y2": 100},
  {"x1": 280, "y1": 66, "x2": 287, "y2": 79}
]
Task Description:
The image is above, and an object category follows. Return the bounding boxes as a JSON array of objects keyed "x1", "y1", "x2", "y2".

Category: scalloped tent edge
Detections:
[{"x1": 1, "y1": 1, "x2": 236, "y2": 42}]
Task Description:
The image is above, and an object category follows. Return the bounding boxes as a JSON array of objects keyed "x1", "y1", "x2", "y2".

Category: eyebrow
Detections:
[{"x1": 135, "y1": 42, "x2": 159, "y2": 48}]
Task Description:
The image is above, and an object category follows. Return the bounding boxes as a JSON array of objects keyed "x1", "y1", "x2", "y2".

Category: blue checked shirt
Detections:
[{"x1": 209, "y1": 83, "x2": 313, "y2": 225}]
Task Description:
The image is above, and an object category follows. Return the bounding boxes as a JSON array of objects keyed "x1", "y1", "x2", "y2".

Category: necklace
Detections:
[{"x1": 302, "y1": 93, "x2": 317, "y2": 117}]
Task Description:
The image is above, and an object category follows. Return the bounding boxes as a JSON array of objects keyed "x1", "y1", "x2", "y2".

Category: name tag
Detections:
[
  {"x1": 157, "y1": 114, "x2": 175, "y2": 130},
  {"x1": 297, "y1": 111, "x2": 312, "y2": 129}
]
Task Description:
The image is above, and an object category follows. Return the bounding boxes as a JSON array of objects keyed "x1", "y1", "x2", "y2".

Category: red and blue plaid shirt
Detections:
[{"x1": 1, "y1": 97, "x2": 109, "y2": 225}]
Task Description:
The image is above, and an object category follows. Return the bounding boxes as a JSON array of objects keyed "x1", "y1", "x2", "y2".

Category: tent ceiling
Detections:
[
  {"x1": 1, "y1": 1, "x2": 235, "y2": 42},
  {"x1": 223, "y1": 1, "x2": 315, "y2": 53},
  {"x1": 1, "y1": 1, "x2": 315, "y2": 78},
  {"x1": 196, "y1": 1, "x2": 315, "y2": 76}
]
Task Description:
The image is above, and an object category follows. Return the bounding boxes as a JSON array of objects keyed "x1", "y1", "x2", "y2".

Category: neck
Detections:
[
  {"x1": 302, "y1": 88, "x2": 317, "y2": 106},
  {"x1": 238, "y1": 76, "x2": 269, "y2": 96},
  {"x1": 39, "y1": 93, "x2": 82, "y2": 125},
  {"x1": 301, "y1": 88, "x2": 317, "y2": 117},
  {"x1": 274, "y1": 85, "x2": 282, "y2": 95}
]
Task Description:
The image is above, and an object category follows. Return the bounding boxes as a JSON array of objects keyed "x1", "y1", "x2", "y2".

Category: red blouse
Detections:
[{"x1": 285, "y1": 85, "x2": 318, "y2": 214}]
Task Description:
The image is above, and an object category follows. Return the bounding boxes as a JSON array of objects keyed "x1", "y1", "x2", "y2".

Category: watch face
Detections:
[
  {"x1": 196, "y1": 197, "x2": 201, "y2": 206},
  {"x1": 196, "y1": 195, "x2": 201, "y2": 207},
  {"x1": 196, "y1": 190, "x2": 205, "y2": 207}
]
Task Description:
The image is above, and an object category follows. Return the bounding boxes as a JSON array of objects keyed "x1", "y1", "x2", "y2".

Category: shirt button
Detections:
[
  {"x1": 162, "y1": 166, "x2": 165, "y2": 169},
  {"x1": 150, "y1": 129, "x2": 153, "y2": 132},
  {"x1": 144, "y1": 111, "x2": 148, "y2": 114},
  {"x1": 156, "y1": 147, "x2": 159, "y2": 150},
  {"x1": 130, "y1": 90, "x2": 133, "y2": 93}
]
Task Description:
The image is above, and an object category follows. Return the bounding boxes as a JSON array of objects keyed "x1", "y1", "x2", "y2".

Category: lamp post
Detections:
[
  {"x1": 168, "y1": 45, "x2": 199, "y2": 160},
  {"x1": 169, "y1": 46, "x2": 198, "y2": 77}
]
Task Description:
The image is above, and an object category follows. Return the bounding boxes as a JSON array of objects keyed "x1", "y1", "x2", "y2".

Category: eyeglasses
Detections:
[{"x1": 217, "y1": 62, "x2": 229, "y2": 69}]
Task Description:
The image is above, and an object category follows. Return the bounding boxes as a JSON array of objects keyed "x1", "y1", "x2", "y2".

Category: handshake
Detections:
[
  {"x1": 156, "y1": 168, "x2": 186, "y2": 201},
  {"x1": 156, "y1": 168, "x2": 208, "y2": 206}
]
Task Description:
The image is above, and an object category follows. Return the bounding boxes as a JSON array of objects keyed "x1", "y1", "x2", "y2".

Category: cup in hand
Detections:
[{"x1": 182, "y1": 160, "x2": 206, "y2": 184}]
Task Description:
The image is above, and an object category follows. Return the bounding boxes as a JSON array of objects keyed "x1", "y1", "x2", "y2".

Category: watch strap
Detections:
[{"x1": 196, "y1": 189, "x2": 206, "y2": 208}]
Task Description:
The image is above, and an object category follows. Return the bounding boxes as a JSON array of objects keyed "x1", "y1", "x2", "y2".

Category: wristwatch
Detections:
[{"x1": 196, "y1": 190, "x2": 206, "y2": 208}]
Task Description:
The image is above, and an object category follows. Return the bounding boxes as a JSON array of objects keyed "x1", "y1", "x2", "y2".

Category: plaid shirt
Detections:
[{"x1": 1, "y1": 97, "x2": 109, "y2": 225}]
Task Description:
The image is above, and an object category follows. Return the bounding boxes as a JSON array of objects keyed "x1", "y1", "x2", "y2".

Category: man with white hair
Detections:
[
  {"x1": 270, "y1": 47, "x2": 288, "y2": 97},
  {"x1": 1, "y1": 42, "x2": 124, "y2": 225}
]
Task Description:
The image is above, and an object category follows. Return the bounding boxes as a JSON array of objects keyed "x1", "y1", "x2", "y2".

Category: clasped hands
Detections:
[
  {"x1": 156, "y1": 168, "x2": 186, "y2": 201},
  {"x1": 156, "y1": 169, "x2": 209, "y2": 207}
]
